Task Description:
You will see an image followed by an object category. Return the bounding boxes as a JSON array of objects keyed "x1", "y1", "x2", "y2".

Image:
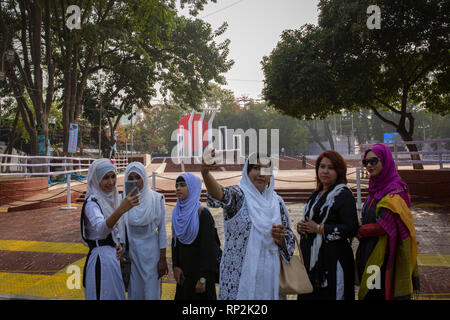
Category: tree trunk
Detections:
[
  {"x1": 368, "y1": 98, "x2": 424, "y2": 170},
  {"x1": 1, "y1": 110, "x2": 20, "y2": 173},
  {"x1": 397, "y1": 129, "x2": 424, "y2": 170},
  {"x1": 323, "y1": 119, "x2": 335, "y2": 150}
]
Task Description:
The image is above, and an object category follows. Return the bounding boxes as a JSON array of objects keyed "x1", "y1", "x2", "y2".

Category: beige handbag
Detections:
[{"x1": 279, "y1": 234, "x2": 313, "y2": 295}]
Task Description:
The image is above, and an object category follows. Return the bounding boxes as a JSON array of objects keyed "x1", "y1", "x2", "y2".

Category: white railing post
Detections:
[
  {"x1": 438, "y1": 141, "x2": 444, "y2": 169},
  {"x1": 394, "y1": 143, "x2": 398, "y2": 170},
  {"x1": 60, "y1": 172, "x2": 75, "y2": 210},
  {"x1": 24, "y1": 157, "x2": 28, "y2": 178},
  {"x1": 60, "y1": 156, "x2": 76, "y2": 210}
]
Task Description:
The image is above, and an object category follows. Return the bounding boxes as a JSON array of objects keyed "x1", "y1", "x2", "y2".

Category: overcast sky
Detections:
[{"x1": 187, "y1": 0, "x2": 321, "y2": 99}]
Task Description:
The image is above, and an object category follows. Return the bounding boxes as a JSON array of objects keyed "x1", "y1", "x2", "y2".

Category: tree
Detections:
[
  {"x1": 132, "y1": 108, "x2": 167, "y2": 154},
  {"x1": 0, "y1": 0, "x2": 230, "y2": 155},
  {"x1": 262, "y1": 0, "x2": 449, "y2": 168},
  {"x1": 208, "y1": 86, "x2": 309, "y2": 156},
  {"x1": 82, "y1": 13, "x2": 233, "y2": 152},
  {"x1": 0, "y1": 0, "x2": 56, "y2": 155}
]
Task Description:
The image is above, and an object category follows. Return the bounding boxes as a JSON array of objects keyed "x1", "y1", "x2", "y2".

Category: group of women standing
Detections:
[
  {"x1": 81, "y1": 143, "x2": 419, "y2": 300},
  {"x1": 295, "y1": 144, "x2": 419, "y2": 300}
]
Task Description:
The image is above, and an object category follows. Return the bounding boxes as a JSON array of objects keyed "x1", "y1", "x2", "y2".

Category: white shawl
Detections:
[
  {"x1": 236, "y1": 153, "x2": 282, "y2": 300},
  {"x1": 124, "y1": 162, "x2": 161, "y2": 228},
  {"x1": 85, "y1": 158, "x2": 121, "y2": 241},
  {"x1": 86, "y1": 158, "x2": 120, "y2": 220}
]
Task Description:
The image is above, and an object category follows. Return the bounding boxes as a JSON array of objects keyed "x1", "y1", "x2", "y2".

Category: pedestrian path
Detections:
[
  {"x1": 0, "y1": 243, "x2": 448, "y2": 299},
  {"x1": 0, "y1": 203, "x2": 448, "y2": 300}
]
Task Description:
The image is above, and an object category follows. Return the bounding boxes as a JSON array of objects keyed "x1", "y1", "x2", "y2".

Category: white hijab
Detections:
[
  {"x1": 86, "y1": 158, "x2": 120, "y2": 220},
  {"x1": 236, "y1": 153, "x2": 282, "y2": 300},
  {"x1": 124, "y1": 162, "x2": 161, "y2": 228}
]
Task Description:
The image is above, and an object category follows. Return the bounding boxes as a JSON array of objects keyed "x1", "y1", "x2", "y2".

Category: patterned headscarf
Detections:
[{"x1": 365, "y1": 144, "x2": 410, "y2": 207}]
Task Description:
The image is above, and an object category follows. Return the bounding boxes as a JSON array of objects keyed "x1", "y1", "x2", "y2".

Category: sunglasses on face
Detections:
[{"x1": 362, "y1": 157, "x2": 379, "y2": 167}]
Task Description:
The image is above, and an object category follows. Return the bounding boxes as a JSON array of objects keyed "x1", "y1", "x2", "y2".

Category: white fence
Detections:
[
  {"x1": 0, "y1": 154, "x2": 128, "y2": 176},
  {"x1": 0, "y1": 154, "x2": 128, "y2": 209},
  {"x1": 361, "y1": 138, "x2": 450, "y2": 169}
]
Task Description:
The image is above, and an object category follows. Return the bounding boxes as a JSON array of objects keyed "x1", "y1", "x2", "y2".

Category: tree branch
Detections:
[
  {"x1": 44, "y1": 1, "x2": 55, "y2": 115},
  {"x1": 374, "y1": 96, "x2": 402, "y2": 115},
  {"x1": 367, "y1": 104, "x2": 399, "y2": 129},
  {"x1": 408, "y1": 62, "x2": 436, "y2": 87}
]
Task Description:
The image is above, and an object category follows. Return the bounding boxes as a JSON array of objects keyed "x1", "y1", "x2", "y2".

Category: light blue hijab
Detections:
[{"x1": 171, "y1": 173, "x2": 202, "y2": 245}]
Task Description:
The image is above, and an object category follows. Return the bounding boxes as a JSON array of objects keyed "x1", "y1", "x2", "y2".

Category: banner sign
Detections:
[
  {"x1": 68, "y1": 123, "x2": 79, "y2": 153},
  {"x1": 384, "y1": 132, "x2": 402, "y2": 143},
  {"x1": 37, "y1": 135, "x2": 46, "y2": 155}
]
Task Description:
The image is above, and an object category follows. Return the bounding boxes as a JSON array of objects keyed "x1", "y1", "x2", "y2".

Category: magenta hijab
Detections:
[{"x1": 364, "y1": 144, "x2": 410, "y2": 207}]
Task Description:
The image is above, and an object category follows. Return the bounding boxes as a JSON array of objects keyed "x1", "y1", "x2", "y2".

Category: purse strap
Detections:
[
  {"x1": 284, "y1": 226, "x2": 307, "y2": 264},
  {"x1": 278, "y1": 201, "x2": 305, "y2": 264}
]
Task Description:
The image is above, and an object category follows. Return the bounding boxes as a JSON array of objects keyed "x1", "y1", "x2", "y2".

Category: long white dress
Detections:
[
  {"x1": 123, "y1": 193, "x2": 167, "y2": 300},
  {"x1": 83, "y1": 195, "x2": 126, "y2": 300}
]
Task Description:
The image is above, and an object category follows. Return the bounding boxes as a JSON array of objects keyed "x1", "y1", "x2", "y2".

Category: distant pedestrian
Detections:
[
  {"x1": 356, "y1": 144, "x2": 419, "y2": 300},
  {"x1": 297, "y1": 150, "x2": 358, "y2": 300},
  {"x1": 81, "y1": 158, "x2": 140, "y2": 300},
  {"x1": 118, "y1": 162, "x2": 168, "y2": 300},
  {"x1": 171, "y1": 173, "x2": 218, "y2": 300},
  {"x1": 302, "y1": 155, "x2": 307, "y2": 169},
  {"x1": 202, "y1": 151, "x2": 295, "y2": 300}
]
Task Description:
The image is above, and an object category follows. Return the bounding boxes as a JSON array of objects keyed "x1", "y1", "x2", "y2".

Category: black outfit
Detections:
[
  {"x1": 172, "y1": 207, "x2": 217, "y2": 300},
  {"x1": 298, "y1": 184, "x2": 359, "y2": 300}
]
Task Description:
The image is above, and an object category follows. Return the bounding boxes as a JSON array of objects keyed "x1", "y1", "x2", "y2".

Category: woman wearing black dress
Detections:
[
  {"x1": 297, "y1": 150, "x2": 358, "y2": 300},
  {"x1": 171, "y1": 173, "x2": 218, "y2": 300}
]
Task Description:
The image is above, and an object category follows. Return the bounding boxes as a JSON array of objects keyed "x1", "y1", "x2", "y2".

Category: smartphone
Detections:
[{"x1": 125, "y1": 180, "x2": 139, "y2": 196}]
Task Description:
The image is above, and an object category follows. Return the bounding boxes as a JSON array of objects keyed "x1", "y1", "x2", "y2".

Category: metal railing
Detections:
[
  {"x1": 0, "y1": 154, "x2": 128, "y2": 209},
  {"x1": 361, "y1": 138, "x2": 450, "y2": 170},
  {"x1": 148, "y1": 167, "x2": 366, "y2": 211}
]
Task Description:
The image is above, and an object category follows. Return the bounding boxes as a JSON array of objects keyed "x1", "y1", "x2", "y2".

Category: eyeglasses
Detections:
[{"x1": 362, "y1": 157, "x2": 379, "y2": 167}]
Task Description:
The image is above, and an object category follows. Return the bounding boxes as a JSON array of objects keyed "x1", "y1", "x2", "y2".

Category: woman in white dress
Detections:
[
  {"x1": 202, "y1": 151, "x2": 295, "y2": 300},
  {"x1": 82, "y1": 158, "x2": 140, "y2": 300},
  {"x1": 119, "y1": 162, "x2": 168, "y2": 300}
]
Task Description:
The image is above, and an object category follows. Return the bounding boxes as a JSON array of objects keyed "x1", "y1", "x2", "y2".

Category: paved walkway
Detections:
[{"x1": 0, "y1": 198, "x2": 448, "y2": 300}]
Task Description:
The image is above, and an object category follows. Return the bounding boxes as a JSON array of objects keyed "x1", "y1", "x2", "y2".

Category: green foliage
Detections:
[
  {"x1": 0, "y1": 0, "x2": 231, "y2": 154},
  {"x1": 262, "y1": 0, "x2": 449, "y2": 141}
]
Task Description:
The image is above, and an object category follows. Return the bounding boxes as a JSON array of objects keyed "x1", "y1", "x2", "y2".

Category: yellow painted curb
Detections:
[
  {"x1": 0, "y1": 240, "x2": 88, "y2": 254},
  {"x1": 418, "y1": 254, "x2": 450, "y2": 267}
]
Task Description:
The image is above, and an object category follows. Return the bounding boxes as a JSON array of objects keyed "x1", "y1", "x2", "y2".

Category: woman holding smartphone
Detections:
[
  {"x1": 118, "y1": 162, "x2": 168, "y2": 300},
  {"x1": 202, "y1": 151, "x2": 294, "y2": 300},
  {"x1": 82, "y1": 158, "x2": 140, "y2": 300}
]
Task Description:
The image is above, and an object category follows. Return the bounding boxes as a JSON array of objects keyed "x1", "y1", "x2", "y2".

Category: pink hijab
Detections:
[{"x1": 364, "y1": 144, "x2": 410, "y2": 207}]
